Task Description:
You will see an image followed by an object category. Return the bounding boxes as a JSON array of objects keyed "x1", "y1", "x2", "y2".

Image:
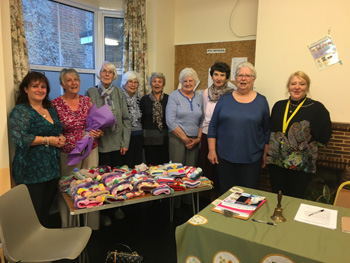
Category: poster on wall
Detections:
[
  {"x1": 231, "y1": 57, "x2": 248, "y2": 80},
  {"x1": 308, "y1": 35, "x2": 340, "y2": 70}
]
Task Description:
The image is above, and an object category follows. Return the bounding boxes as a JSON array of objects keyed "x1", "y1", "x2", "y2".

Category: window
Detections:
[
  {"x1": 104, "y1": 17, "x2": 124, "y2": 68},
  {"x1": 21, "y1": 0, "x2": 124, "y2": 99},
  {"x1": 22, "y1": 0, "x2": 94, "y2": 69}
]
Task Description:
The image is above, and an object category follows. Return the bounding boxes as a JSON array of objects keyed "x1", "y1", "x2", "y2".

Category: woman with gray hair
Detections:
[
  {"x1": 166, "y1": 68, "x2": 203, "y2": 166},
  {"x1": 121, "y1": 71, "x2": 143, "y2": 168},
  {"x1": 53, "y1": 68, "x2": 103, "y2": 228},
  {"x1": 86, "y1": 61, "x2": 131, "y2": 169},
  {"x1": 208, "y1": 62, "x2": 270, "y2": 194},
  {"x1": 53, "y1": 68, "x2": 103, "y2": 173},
  {"x1": 140, "y1": 72, "x2": 169, "y2": 165},
  {"x1": 87, "y1": 62, "x2": 131, "y2": 224}
]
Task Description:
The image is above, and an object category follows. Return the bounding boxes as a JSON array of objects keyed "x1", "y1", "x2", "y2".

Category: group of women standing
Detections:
[
  {"x1": 9, "y1": 60, "x2": 331, "y2": 227},
  {"x1": 204, "y1": 62, "x2": 331, "y2": 200},
  {"x1": 9, "y1": 62, "x2": 170, "y2": 227}
]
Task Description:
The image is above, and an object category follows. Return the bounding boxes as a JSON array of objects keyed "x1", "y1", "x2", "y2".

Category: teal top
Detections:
[{"x1": 9, "y1": 104, "x2": 63, "y2": 184}]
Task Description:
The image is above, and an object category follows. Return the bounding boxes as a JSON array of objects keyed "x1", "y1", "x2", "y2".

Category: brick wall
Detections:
[
  {"x1": 317, "y1": 122, "x2": 350, "y2": 171},
  {"x1": 22, "y1": 0, "x2": 94, "y2": 69}
]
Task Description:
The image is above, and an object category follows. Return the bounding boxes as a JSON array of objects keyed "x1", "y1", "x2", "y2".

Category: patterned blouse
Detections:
[
  {"x1": 52, "y1": 95, "x2": 98, "y2": 153},
  {"x1": 267, "y1": 98, "x2": 331, "y2": 173},
  {"x1": 9, "y1": 104, "x2": 63, "y2": 184}
]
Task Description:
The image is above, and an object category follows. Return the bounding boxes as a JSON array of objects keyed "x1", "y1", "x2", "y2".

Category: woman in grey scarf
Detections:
[{"x1": 140, "y1": 72, "x2": 169, "y2": 165}]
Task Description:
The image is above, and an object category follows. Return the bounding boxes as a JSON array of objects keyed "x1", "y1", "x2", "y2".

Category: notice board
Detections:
[{"x1": 174, "y1": 40, "x2": 256, "y2": 91}]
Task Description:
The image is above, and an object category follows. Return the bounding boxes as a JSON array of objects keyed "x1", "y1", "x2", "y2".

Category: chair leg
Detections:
[
  {"x1": 0, "y1": 246, "x2": 5, "y2": 263},
  {"x1": 169, "y1": 197, "x2": 174, "y2": 222},
  {"x1": 191, "y1": 193, "x2": 196, "y2": 215}
]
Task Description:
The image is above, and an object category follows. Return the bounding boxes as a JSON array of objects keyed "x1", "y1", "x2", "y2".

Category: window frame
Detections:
[{"x1": 96, "y1": 10, "x2": 125, "y2": 78}]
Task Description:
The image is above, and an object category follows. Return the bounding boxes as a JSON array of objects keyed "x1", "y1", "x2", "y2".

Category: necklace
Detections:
[
  {"x1": 31, "y1": 104, "x2": 47, "y2": 118},
  {"x1": 289, "y1": 103, "x2": 297, "y2": 113}
]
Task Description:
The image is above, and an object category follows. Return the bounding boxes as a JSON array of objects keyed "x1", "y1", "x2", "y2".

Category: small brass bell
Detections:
[{"x1": 271, "y1": 190, "x2": 286, "y2": 222}]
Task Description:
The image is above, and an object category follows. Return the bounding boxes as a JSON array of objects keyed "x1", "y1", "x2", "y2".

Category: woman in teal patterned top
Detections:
[{"x1": 9, "y1": 71, "x2": 65, "y2": 227}]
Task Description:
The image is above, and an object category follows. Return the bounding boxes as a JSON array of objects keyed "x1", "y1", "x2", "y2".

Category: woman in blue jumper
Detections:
[
  {"x1": 208, "y1": 62, "x2": 270, "y2": 194},
  {"x1": 166, "y1": 68, "x2": 203, "y2": 166}
]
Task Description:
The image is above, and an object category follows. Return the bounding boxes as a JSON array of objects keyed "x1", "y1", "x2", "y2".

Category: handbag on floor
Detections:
[{"x1": 105, "y1": 243, "x2": 143, "y2": 263}]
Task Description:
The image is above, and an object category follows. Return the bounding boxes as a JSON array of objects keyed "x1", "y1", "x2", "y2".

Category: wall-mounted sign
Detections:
[
  {"x1": 207, "y1": 48, "x2": 226, "y2": 54},
  {"x1": 308, "y1": 35, "x2": 340, "y2": 70}
]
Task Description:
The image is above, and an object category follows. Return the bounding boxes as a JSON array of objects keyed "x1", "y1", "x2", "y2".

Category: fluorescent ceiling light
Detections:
[{"x1": 105, "y1": 38, "x2": 119, "y2": 46}]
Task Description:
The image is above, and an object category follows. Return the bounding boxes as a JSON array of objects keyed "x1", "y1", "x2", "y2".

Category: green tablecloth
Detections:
[{"x1": 176, "y1": 187, "x2": 350, "y2": 263}]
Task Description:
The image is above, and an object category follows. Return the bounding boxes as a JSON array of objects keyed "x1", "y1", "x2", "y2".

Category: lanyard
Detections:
[{"x1": 282, "y1": 97, "x2": 307, "y2": 134}]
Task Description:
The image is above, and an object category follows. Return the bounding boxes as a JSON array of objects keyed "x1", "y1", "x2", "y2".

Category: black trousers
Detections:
[
  {"x1": 268, "y1": 164, "x2": 312, "y2": 198},
  {"x1": 123, "y1": 134, "x2": 143, "y2": 168},
  {"x1": 26, "y1": 178, "x2": 59, "y2": 228},
  {"x1": 143, "y1": 143, "x2": 169, "y2": 166},
  {"x1": 99, "y1": 150, "x2": 124, "y2": 168},
  {"x1": 217, "y1": 155, "x2": 263, "y2": 195}
]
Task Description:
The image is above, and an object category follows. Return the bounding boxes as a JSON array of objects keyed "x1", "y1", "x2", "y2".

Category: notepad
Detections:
[
  {"x1": 294, "y1": 203, "x2": 338, "y2": 230},
  {"x1": 212, "y1": 192, "x2": 266, "y2": 220}
]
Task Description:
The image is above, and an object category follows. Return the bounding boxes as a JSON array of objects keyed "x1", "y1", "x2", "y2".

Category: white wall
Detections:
[
  {"x1": 147, "y1": 0, "x2": 175, "y2": 94},
  {"x1": 0, "y1": 0, "x2": 12, "y2": 194},
  {"x1": 255, "y1": 0, "x2": 350, "y2": 122},
  {"x1": 175, "y1": 0, "x2": 258, "y2": 44}
]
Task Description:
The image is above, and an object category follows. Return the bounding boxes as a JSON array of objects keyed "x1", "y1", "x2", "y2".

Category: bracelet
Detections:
[
  {"x1": 197, "y1": 137, "x2": 202, "y2": 139},
  {"x1": 41, "y1": 136, "x2": 45, "y2": 145},
  {"x1": 45, "y1": 136, "x2": 49, "y2": 148}
]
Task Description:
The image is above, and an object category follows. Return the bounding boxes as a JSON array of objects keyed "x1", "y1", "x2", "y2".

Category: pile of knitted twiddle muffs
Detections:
[{"x1": 59, "y1": 162, "x2": 213, "y2": 209}]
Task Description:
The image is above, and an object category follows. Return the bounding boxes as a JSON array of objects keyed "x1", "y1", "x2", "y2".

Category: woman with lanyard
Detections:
[{"x1": 267, "y1": 71, "x2": 331, "y2": 198}]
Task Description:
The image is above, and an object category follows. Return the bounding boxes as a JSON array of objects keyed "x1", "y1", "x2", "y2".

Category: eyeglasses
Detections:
[
  {"x1": 235, "y1": 74, "x2": 254, "y2": 79},
  {"x1": 127, "y1": 80, "x2": 139, "y2": 85},
  {"x1": 101, "y1": 69, "x2": 113, "y2": 75}
]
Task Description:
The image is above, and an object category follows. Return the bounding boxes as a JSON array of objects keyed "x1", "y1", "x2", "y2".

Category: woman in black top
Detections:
[
  {"x1": 267, "y1": 71, "x2": 332, "y2": 198},
  {"x1": 140, "y1": 72, "x2": 169, "y2": 165}
]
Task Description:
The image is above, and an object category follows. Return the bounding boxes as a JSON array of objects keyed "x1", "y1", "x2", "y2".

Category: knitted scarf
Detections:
[
  {"x1": 122, "y1": 89, "x2": 142, "y2": 128},
  {"x1": 208, "y1": 82, "x2": 233, "y2": 102},
  {"x1": 149, "y1": 91, "x2": 164, "y2": 132}
]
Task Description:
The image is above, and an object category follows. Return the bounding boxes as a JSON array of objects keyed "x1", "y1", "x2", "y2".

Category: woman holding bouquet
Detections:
[
  {"x1": 87, "y1": 62, "x2": 131, "y2": 224},
  {"x1": 52, "y1": 68, "x2": 103, "y2": 228},
  {"x1": 86, "y1": 62, "x2": 131, "y2": 169},
  {"x1": 52, "y1": 68, "x2": 104, "y2": 174}
]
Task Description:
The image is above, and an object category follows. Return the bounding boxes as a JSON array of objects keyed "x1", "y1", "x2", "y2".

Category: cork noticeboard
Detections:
[{"x1": 174, "y1": 40, "x2": 256, "y2": 91}]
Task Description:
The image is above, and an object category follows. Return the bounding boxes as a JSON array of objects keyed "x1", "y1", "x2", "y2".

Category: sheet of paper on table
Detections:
[{"x1": 294, "y1": 203, "x2": 338, "y2": 230}]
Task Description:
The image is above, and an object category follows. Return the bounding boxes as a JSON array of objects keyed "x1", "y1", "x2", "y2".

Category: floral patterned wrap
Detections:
[{"x1": 267, "y1": 120, "x2": 318, "y2": 173}]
